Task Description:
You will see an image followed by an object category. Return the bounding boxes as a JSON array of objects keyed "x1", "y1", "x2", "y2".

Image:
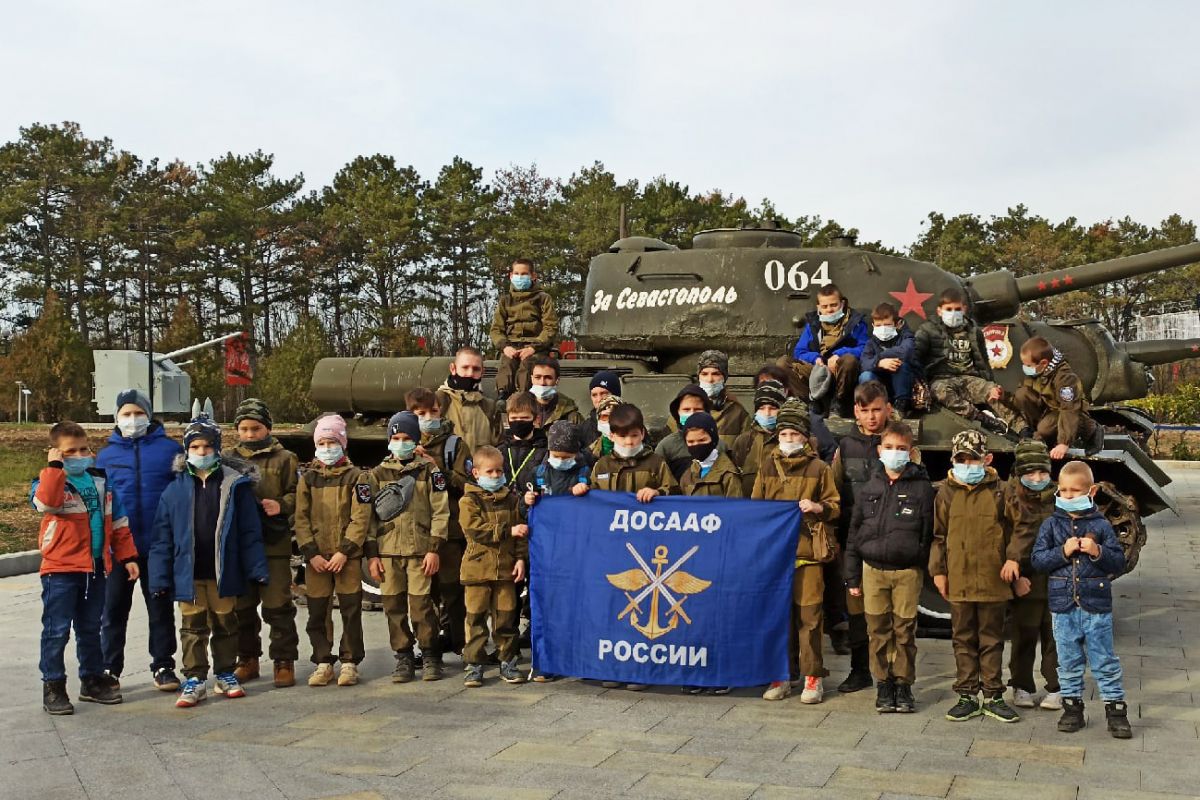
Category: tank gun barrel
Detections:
[
  {"x1": 159, "y1": 332, "x2": 242, "y2": 362},
  {"x1": 1119, "y1": 337, "x2": 1200, "y2": 367}
]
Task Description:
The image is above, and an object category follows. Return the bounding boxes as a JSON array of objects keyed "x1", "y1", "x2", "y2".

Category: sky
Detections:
[{"x1": 3, "y1": 0, "x2": 1198, "y2": 248}]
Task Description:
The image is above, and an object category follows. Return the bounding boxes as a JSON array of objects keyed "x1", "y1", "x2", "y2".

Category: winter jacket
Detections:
[
  {"x1": 420, "y1": 421, "x2": 470, "y2": 541},
  {"x1": 860, "y1": 321, "x2": 916, "y2": 375},
  {"x1": 656, "y1": 430, "x2": 729, "y2": 481},
  {"x1": 1004, "y1": 476, "x2": 1057, "y2": 601},
  {"x1": 532, "y1": 455, "x2": 591, "y2": 497},
  {"x1": 928, "y1": 467, "x2": 1019, "y2": 602},
  {"x1": 499, "y1": 429, "x2": 548, "y2": 496},
  {"x1": 832, "y1": 423, "x2": 923, "y2": 544},
  {"x1": 534, "y1": 392, "x2": 584, "y2": 428},
  {"x1": 368, "y1": 456, "x2": 451, "y2": 557},
  {"x1": 31, "y1": 465, "x2": 137, "y2": 576},
  {"x1": 751, "y1": 447, "x2": 840, "y2": 563},
  {"x1": 913, "y1": 318, "x2": 993, "y2": 381},
  {"x1": 437, "y1": 382, "x2": 502, "y2": 453},
  {"x1": 148, "y1": 456, "x2": 268, "y2": 601},
  {"x1": 458, "y1": 484, "x2": 528, "y2": 584},
  {"x1": 1031, "y1": 505, "x2": 1125, "y2": 614},
  {"x1": 230, "y1": 438, "x2": 298, "y2": 557},
  {"x1": 664, "y1": 392, "x2": 750, "y2": 449},
  {"x1": 489, "y1": 288, "x2": 558, "y2": 350},
  {"x1": 679, "y1": 453, "x2": 744, "y2": 498},
  {"x1": 792, "y1": 308, "x2": 870, "y2": 364},
  {"x1": 95, "y1": 422, "x2": 184, "y2": 555},
  {"x1": 580, "y1": 410, "x2": 602, "y2": 449},
  {"x1": 731, "y1": 424, "x2": 778, "y2": 497},
  {"x1": 590, "y1": 447, "x2": 678, "y2": 495},
  {"x1": 845, "y1": 462, "x2": 935, "y2": 587},
  {"x1": 294, "y1": 460, "x2": 373, "y2": 561}
]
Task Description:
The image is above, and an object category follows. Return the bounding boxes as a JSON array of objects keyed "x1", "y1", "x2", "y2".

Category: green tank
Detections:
[{"x1": 302, "y1": 224, "x2": 1200, "y2": 516}]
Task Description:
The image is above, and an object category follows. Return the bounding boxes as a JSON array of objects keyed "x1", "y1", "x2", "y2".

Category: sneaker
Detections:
[
  {"x1": 421, "y1": 653, "x2": 443, "y2": 682},
  {"x1": 600, "y1": 681, "x2": 623, "y2": 689},
  {"x1": 624, "y1": 683, "x2": 648, "y2": 692},
  {"x1": 463, "y1": 664, "x2": 485, "y2": 688},
  {"x1": 800, "y1": 676, "x2": 824, "y2": 704},
  {"x1": 500, "y1": 659, "x2": 526, "y2": 684},
  {"x1": 214, "y1": 673, "x2": 246, "y2": 698},
  {"x1": 79, "y1": 675, "x2": 123, "y2": 705},
  {"x1": 99, "y1": 671, "x2": 121, "y2": 691},
  {"x1": 530, "y1": 669, "x2": 558, "y2": 683},
  {"x1": 983, "y1": 695, "x2": 1021, "y2": 723},
  {"x1": 392, "y1": 651, "x2": 415, "y2": 683},
  {"x1": 1012, "y1": 688, "x2": 1037, "y2": 708},
  {"x1": 153, "y1": 667, "x2": 181, "y2": 692},
  {"x1": 308, "y1": 663, "x2": 335, "y2": 687},
  {"x1": 978, "y1": 410, "x2": 1010, "y2": 436},
  {"x1": 894, "y1": 682, "x2": 916, "y2": 713},
  {"x1": 1084, "y1": 423, "x2": 1105, "y2": 456},
  {"x1": 337, "y1": 663, "x2": 359, "y2": 686},
  {"x1": 43, "y1": 680, "x2": 74, "y2": 715},
  {"x1": 711, "y1": 686, "x2": 732, "y2": 696},
  {"x1": 945, "y1": 693, "x2": 982, "y2": 721},
  {"x1": 762, "y1": 681, "x2": 791, "y2": 701},
  {"x1": 1058, "y1": 697, "x2": 1085, "y2": 732},
  {"x1": 175, "y1": 677, "x2": 207, "y2": 708},
  {"x1": 233, "y1": 657, "x2": 260, "y2": 683},
  {"x1": 838, "y1": 669, "x2": 874, "y2": 694},
  {"x1": 875, "y1": 680, "x2": 896, "y2": 713},
  {"x1": 1039, "y1": 691, "x2": 1063, "y2": 711},
  {"x1": 682, "y1": 685, "x2": 704, "y2": 695},
  {"x1": 1105, "y1": 700, "x2": 1132, "y2": 739}
]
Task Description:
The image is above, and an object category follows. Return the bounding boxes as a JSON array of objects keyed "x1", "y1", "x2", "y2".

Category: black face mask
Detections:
[
  {"x1": 447, "y1": 373, "x2": 480, "y2": 392},
  {"x1": 508, "y1": 419, "x2": 535, "y2": 439},
  {"x1": 687, "y1": 440, "x2": 717, "y2": 462},
  {"x1": 240, "y1": 437, "x2": 273, "y2": 452}
]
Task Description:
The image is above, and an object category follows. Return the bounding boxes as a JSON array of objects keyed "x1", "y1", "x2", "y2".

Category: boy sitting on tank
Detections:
[
  {"x1": 1010, "y1": 336, "x2": 1105, "y2": 457},
  {"x1": 912, "y1": 287, "x2": 1011, "y2": 434},
  {"x1": 859, "y1": 301, "x2": 917, "y2": 415},
  {"x1": 490, "y1": 258, "x2": 558, "y2": 399},
  {"x1": 786, "y1": 283, "x2": 869, "y2": 417}
]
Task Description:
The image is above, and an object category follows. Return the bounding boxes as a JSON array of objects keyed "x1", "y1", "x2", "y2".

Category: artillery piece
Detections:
[{"x1": 305, "y1": 225, "x2": 1200, "y2": 516}]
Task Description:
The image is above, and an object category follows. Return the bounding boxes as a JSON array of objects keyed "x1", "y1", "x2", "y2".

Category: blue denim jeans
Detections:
[
  {"x1": 1051, "y1": 606, "x2": 1125, "y2": 701},
  {"x1": 40, "y1": 565, "x2": 107, "y2": 682},
  {"x1": 101, "y1": 552, "x2": 177, "y2": 676},
  {"x1": 859, "y1": 360, "x2": 915, "y2": 404}
]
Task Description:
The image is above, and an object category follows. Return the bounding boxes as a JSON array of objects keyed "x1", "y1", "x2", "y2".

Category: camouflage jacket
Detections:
[
  {"x1": 294, "y1": 461, "x2": 373, "y2": 561},
  {"x1": 458, "y1": 484, "x2": 527, "y2": 584},
  {"x1": 489, "y1": 288, "x2": 558, "y2": 350}
]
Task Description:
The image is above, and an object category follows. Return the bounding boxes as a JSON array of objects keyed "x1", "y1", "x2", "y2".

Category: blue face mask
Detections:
[
  {"x1": 418, "y1": 417, "x2": 441, "y2": 434},
  {"x1": 388, "y1": 440, "x2": 417, "y2": 460},
  {"x1": 818, "y1": 307, "x2": 845, "y2": 324},
  {"x1": 678, "y1": 411, "x2": 693, "y2": 425},
  {"x1": 952, "y1": 463, "x2": 986, "y2": 485},
  {"x1": 63, "y1": 456, "x2": 94, "y2": 476},
  {"x1": 511, "y1": 274, "x2": 533, "y2": 291},
  {"x1": 188, "y1": 452, "x2": 219, "y2": 472},
  {"x1": 1022, "y1": 364, "x2": 1040, "y2": 377},
  {"x1": 548, "y1": 456, "x2": 576, "y2": 472},
  {"x1": 754, "y1": 411, "x2": 778, "y2": 429},
  {"x1": 879, "y1": 450, "x2": 910, "y2": 472},
  {"x1": 1021, "y1": 476, "x2": 1051, "y2": 492},
  {"x1": 314, "y1": 445, "x2": 344, "y2": 466},
  {"x1": 1056, "y1": 493, "x2": 1093, "y2": 513},
  {"x1": 477, "y1": 475, "x2": 506, "y2": 492}
]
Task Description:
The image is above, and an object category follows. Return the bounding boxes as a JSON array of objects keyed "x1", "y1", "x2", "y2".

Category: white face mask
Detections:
[
  {"x1": 530, "y1": 384, "x2": 557, "y2": 401},
  {"x1": 777, "y1": 440, "x2": 805, "y2": 456},
  {"x1": 940, "y1": 309, "x2": 965, "y2": 328},
  {"x1": 873, "y1": 325, "x2": 897, "y2": 341},
  {"x1": 315, "y1": 445, "x2": 344, "y2": 465},
  {"x1": 597, "y1": 421, "x2": 611, "y2": 437},
  {"x1": 613, "y1": 442, "x2": 643, "y2": 459},
  {"x1": 117, "y1": 415, "x2": 149, "y2": 439}
]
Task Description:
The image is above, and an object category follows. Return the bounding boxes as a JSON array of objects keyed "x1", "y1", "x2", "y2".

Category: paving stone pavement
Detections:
[{"x1": 3, "y1": 468, "x2": 1200, "y2": 800}]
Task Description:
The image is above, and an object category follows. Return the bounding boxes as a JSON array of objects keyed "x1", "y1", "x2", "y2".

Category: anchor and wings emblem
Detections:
[{"x1": 606, "y1": 543, "x2": 712, "y2": 640}]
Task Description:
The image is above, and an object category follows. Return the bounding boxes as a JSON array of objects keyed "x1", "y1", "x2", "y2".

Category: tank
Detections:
[{"x1": 300, "y1": 225, "x2": 1200, "y2": 516}]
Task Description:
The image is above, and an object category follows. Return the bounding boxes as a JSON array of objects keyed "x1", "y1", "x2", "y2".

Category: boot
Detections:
[
  {"x1": 43, "y1": 680, "x2": 74, "y2": 715},
  {"x1": 1057, "y1": 697, "x2": 1085, "y2": 733},
  {"x1": 392, "y1": 651, "x2": 415, "y2": 683},
  {"x1": 875, "y1": 680, "x2": 896, "y2": 713},
  {"x1": 234, "y1": 657, "x2": 260, "y2": 683},
  {"x1": 1105, "y1": 700, "x2": 1132, "y2": 739},
  {"x1": 838, "y1": 645, "x2": 873, "y2": 693},
  {"x1": 78, "y1": 675, "x2": 122, "y2": 705},
  {"x1": 422, "y1": 652, "x2": 443, "y2": 682},
  {"x1": 273, "y1": 660, "x2": 295, "y2": 688}
]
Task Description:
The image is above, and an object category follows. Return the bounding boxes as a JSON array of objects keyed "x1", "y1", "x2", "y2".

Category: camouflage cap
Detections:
[
  {"x1": 696, "y1": 349, "x2": 729, "y2": 376},
  {"x1": 597, "y1": 395, "x2": 625, "y2": 416},
  {"x1": 1013, "y1": 439, "x2": 1051, "y2": 475},
  {"x1": 233, "y1": 397, "x2": 273, "y2": 430},
  {"x1": 184, "y1": 415, "x2": 222, "y2": 453},
  {"x1": 951, "y1": 429, "x2": 988, "y2": 459},
  {"x1": 754, "y1": 379, "x2": 787, "y2": 410},
  {"x1": 776, "y1": 398, "x2": 811, "y2": 435},
  {"x1": 547, "y1": 420, "x2": 581, "y2": 453}
]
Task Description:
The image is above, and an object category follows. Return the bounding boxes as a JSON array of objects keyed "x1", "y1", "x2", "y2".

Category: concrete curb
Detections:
[
  {"x1": 1155, "y1": 460, "x2": 1200, "y2": 470},
  {"x1": 0, "y1": 550, "x2": 41, "y2": 578}
]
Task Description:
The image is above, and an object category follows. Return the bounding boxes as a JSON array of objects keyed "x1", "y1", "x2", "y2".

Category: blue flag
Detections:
[{"x1": 528, "y1": 491, "x2": 800, "y2": 687}]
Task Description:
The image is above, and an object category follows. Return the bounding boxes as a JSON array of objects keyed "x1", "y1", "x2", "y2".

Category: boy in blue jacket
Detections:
[
  {"x1": 789, "y1": 283, "x2": 869, "y2": 417},
  {"x1": 1031, "y1": 460, "x2": 1131, "y2": 739},
  {"x1": 859, "y1": 302, "x2": 917, "y2": 415},
  {"x1": 97, "y1": 389, "x2": 183, "y2": 691},
  {"x1": 149, "y1": 416, "x2": 269, "y2": 708}
]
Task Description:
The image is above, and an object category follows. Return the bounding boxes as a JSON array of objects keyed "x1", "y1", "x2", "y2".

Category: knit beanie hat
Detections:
[
  {"x1": 951, "y1": 429, "x2": 988, "y2": 459},
  {"x1": 754, "y1": 379, "x2": 787, "y2": 410},
  {"x1": 183, "y1": 415, "x2": 221, "y2": 453},
  {"x1": 313, "y1": 414, "x2": 348, "y2": 449},
  {"x1": 1013, "y1": 439, "x2": 1052, "y2": 475},
  {"x1": 115, "y1": 388, "x2": 151, "y2": 417},
  {"x1": 233, "y1": 397, "x2": 273, "y2": 430},
  {"x1": 589, "y1": 370, "x2": 622, "y2": 396},
  {"x1": 547, "y1": 420, "x2": 582, "y2": 453},
  {"x1": 696, "y1": 349, "x2": 729, "y2": 377},
  {"x1": 387, "y1": 411, "x2": 421, "y2": 441},
  {"x1": 669, "y1": 384, "x2": 713, "y2": 423},
  {"x1": 776, "y1": 398, "x2": 811, "y2": 435},
  {"x1": 682, "y1": 411, "x2": 719, "y2": 443}
]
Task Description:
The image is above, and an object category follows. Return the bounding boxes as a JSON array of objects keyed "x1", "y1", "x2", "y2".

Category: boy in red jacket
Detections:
[{"x1": 31, "y1": 421, "x2": 138, "y2": 714}]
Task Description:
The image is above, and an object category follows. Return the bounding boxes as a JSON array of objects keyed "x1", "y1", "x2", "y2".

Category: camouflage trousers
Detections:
[
  {"x1": 1010, "y1": 387, "x2": 1097, "y2": 445},
  {"x1": 930, "y1": 376, "x2": 1018, "y2": 425},
  {"x1": 1008, "y1": 595, "x2": 1059, "y2": 693},
  {"x1": 496, "y1": 346, "x2": 552, "y2": 398},
  {"x1": 235, "y1": 556, "x2": 299, "y2": 662},
  {"x1": 379, "y1": 555, "x2": 438, "y2": 653}
]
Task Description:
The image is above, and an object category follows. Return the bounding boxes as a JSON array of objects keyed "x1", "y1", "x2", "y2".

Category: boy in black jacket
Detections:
[
  {"x1": 499, "y1": 392, "x2": 548, "y2": 496},
  {"x1": 846, "y1": 421, "x2": 934, "y2": 713}
]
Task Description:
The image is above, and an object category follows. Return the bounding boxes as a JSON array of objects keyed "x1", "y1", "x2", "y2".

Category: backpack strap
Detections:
[{"x1": 445, "y1": 434, "x2": 460, "y2": 472}]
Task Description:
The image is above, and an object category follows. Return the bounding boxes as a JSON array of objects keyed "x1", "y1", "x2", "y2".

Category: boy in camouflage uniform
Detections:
[
  {"x1": 367, "y1": 411, "x2": 451, "y2": 683},
  {"x1": 1004, "y1": 440, "x2": 1062, "y2": 711},
  {"x1": 1011, "y1": 336, "x2": 1104, "y2": 457},
  {"x1": 731, "y1": 379, "x2": 786, "y2": 497},
  {"x1": 490, "y1": 258, "x2": 558, "y2": 398},
  {"x1": 437, "y1": 346, "x2": 501, "y2": 453},
  {"x1": 679, "y1": 412, "x2": 743, "y2": 498},
  {"x1": 693, "y1": 350, "x2": 750, "y2": 446},
  {"x1": 294, "y1": 415, "x2": 373, "y2": 687},
  {"x1": 528, "y1": 355, "x2": 584, "y2": 428},
  {"x1": 930, "y1": 429, "x2": 1022, "y2": 722},
  {"x1": 230, "y1": 399, "x2": 302, "y2": 689},
  {"x1": 460, "y1": 446, "x2": 528, "y2": 688}
]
